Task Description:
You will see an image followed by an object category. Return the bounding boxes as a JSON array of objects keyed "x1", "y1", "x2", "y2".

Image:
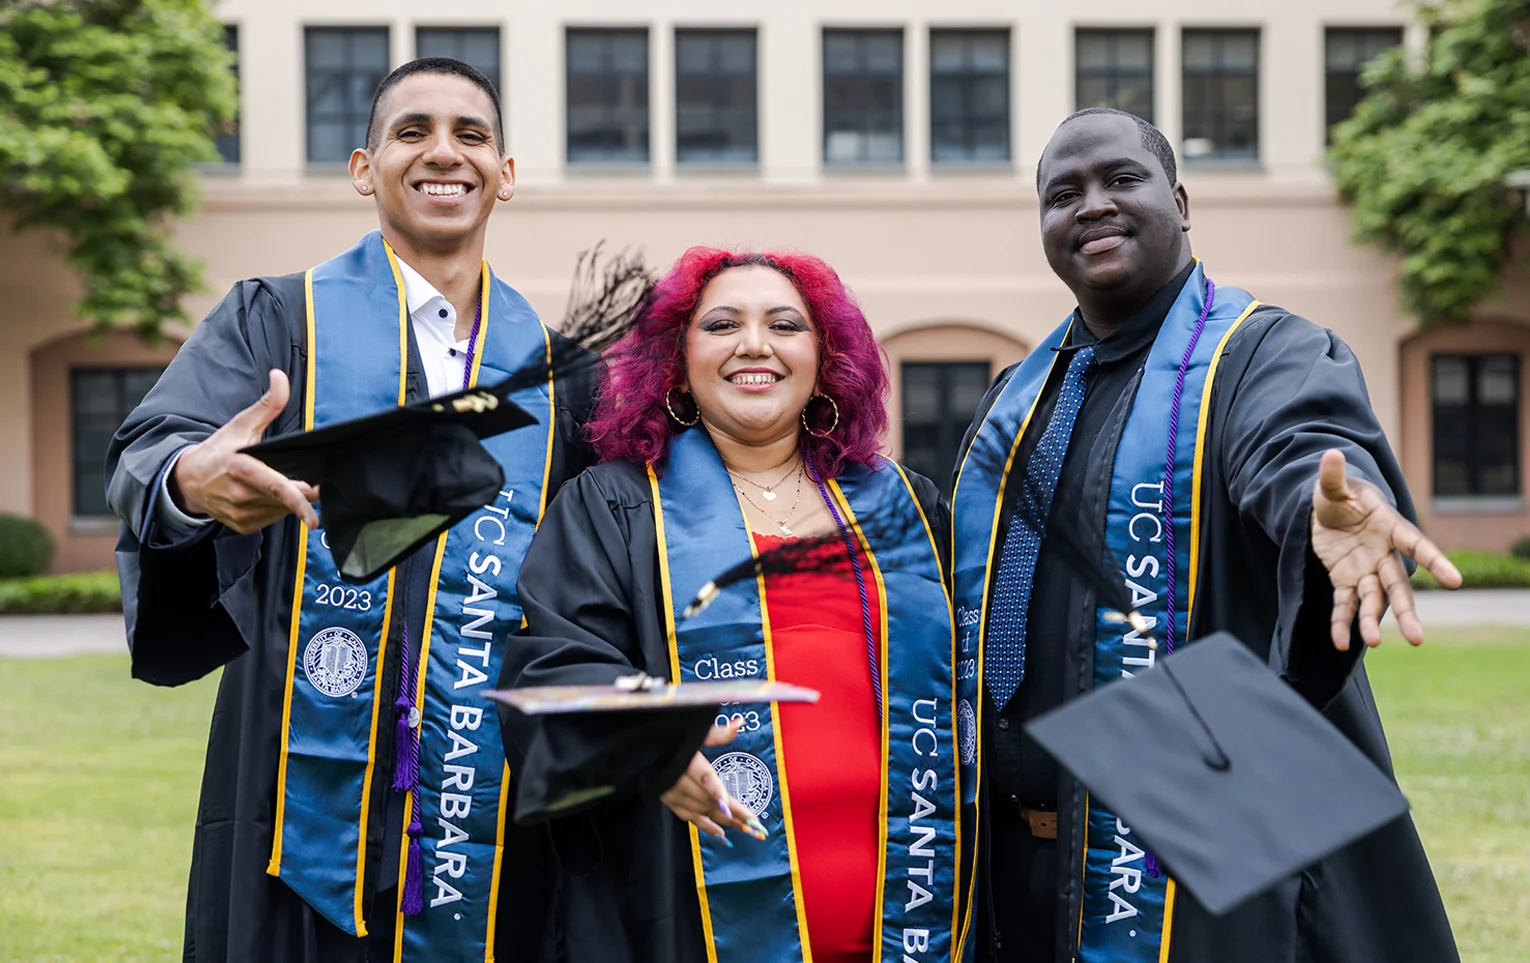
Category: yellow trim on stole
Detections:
[
  {"x1": 825, "y1": 478, "x2": 893, "y2": 963},
  {"x1": 948, "y1": 327, "x2": 1070, "y2": 953},
  {"x1": 885, "y1": 461, "x2": 964, "y2": 961},
  {"x1": 486, "y1": 294, "x2": 557, "y2": 962},
  {"x1": 1155, "y1": 297, "x2": 1260, "y2": 963},
  {"x1": 647, "y1": 467, "x2": 720, "y2": 963}
]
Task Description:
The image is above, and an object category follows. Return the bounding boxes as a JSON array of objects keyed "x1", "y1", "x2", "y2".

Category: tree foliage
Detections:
[
  {"x1": 0, "y1": 0, "x2": 235, "y2": 340},
  {"x1": 1330, "y1": 0, "x2": 1530, "y2": 327}
]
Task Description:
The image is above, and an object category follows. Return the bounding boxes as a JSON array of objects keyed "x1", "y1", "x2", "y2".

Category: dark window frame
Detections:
[
  {"x1": 415, "y1": 26, "x2": 503, "y2": 95},
  {"x1": 565, "y1": 27, "x2": 651, "y2": 166},
  {"x1": 822, "y1": 27, "x2": 905, "y2": 167},
  {"x1": 304, "y1": 26, "x2": 392, "y2": 166},
  {"x1": 929, "y1": 28, "x2": 1012, "y2": 165},
  {"x1": 900, "y1": 360, "x2": 993, "y2": 498},
  {"x1": 213, "y1": 25, "x2": 241, "y2": 166},
  {"x1": 71, "y1": 367, "x2": 166, "y2": 519},
  {"x1": 1180, "y1": 27, "x2": 1260, "y2": 164},
  {"x1": 1431, "y1": 353, "x2": 1521, "y2": 499},
  {"x1": 1323, "y1": 26, "x2": 1404, "y2": 136},
  {"x1": 674, "y1": 28, "x2": 759, "y2": 167},
  {"x1": 1074, "y1": 27, "x2": 1156, "y2": 123}
]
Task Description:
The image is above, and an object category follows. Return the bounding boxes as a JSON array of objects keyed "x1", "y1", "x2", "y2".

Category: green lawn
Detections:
[{"x1": 1, "y1": 633, "x2": 1526, "y2": 962}]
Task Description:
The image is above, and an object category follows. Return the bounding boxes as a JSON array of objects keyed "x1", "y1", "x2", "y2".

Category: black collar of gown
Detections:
[{"x1": 1060, "y1": 260, "x2": 1197, "y2": 365}]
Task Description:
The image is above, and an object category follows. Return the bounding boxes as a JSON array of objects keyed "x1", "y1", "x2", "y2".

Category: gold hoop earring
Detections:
[
  {"x1": 665, "y1": 387, "x2": 700, "y2": 427},
  {"x1": 801, "y1": 394, "x2": 839, "y2": 438}
]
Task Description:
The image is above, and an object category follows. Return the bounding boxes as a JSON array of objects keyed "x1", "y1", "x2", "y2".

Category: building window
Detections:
[
  {"x1": 417, "y1": 27, "x2": 501, "y2": 93},
  {"x1": 1075, "y1": 29, "x2": 1155, "y2": 123},
  {"x1": 675, "y1": 29, "x2": 758, "y2": 165},
  {"x1": 902, "y1": 362, "x2": 991, "y2": 496},
  {"x1": 1433, "y1": 355, "x2": 1520, "y2": 498},
  {"x1": 823, "y1": 29, "x2": 904, "y2": 166},
  {"x1": 929, "y1": 29, "x2": 1010, "y2": 164},
  {"x1": 1181, "y1": 28, "x2": 1259, "y2": 162},
  {"x1": 71, "y1": 369, "x2": 165, "y2": 518},
  {"x1": 1324, "y1": 27, "x2": 1403, "y2": 134},
  {"x1": 305, "y1": 27, "x2": 390, "y2": 164},
  {"x1": 215, "y1": 25, "x2": 241, "y2": 165},
  {"x1": 566, "y1": 28, "x2": 650, "y2": 165}
]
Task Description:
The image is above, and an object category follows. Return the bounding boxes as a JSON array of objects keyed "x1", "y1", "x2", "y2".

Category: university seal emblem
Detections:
[
  {"x1": 713, "y1": 751, "x2": 775, "y2": 817},
  {"x1": 958, "y1": 698, "x2": 977, "y2": 766},
  {"x1": 303, "y1": 626, "x2": 368, "y2": 698}
]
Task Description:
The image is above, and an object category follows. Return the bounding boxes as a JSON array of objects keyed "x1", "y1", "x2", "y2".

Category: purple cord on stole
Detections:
[
  {"x1": 1143, "y1": 278, "x2": 1216, "y2": 880},
  {"x1": 804, "y1": 451, "x2": 882, "y2": 716}
]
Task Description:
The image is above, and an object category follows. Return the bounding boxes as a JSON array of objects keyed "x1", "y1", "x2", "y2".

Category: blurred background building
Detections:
[{"x1": 4, "y1": 0, "x2": 1529, "y2": 571}]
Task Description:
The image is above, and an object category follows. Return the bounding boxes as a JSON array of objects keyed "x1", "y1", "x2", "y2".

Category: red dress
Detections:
[{"x1": 756, "y1": 532, "x2": 882, "y2": 963}]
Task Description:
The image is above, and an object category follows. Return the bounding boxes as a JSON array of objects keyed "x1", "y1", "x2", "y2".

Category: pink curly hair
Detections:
[{"x1": 586, "y1": 247, "x2": 889, "y2": 478}]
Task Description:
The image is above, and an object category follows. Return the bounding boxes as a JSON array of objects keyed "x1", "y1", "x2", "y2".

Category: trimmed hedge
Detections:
[
  {"x1": 1411, "y1": 551, "x2": 1530, "y2": 590},
  {"x1": 0, "y1": 515, "x2": 55, "y2": 577},
  {"x1": 0, "y1": 572, "x2": 123, "y2": 614}
]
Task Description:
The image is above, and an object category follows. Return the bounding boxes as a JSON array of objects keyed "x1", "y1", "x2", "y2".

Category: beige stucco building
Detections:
[{"x1": 5, "y1": 0, "x2": 1528, "y2": 573}]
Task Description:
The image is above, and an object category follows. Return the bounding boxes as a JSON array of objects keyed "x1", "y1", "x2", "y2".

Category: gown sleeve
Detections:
[
  {"x1": 1215, "y1": 310, "x2": 1415, "y2": 706},
  {"x1": 500, "y1": 468, "x2": 714, "y2": 824},
  {"x1": 107, "y1": 278, "x2": 305, "y2": 686}
]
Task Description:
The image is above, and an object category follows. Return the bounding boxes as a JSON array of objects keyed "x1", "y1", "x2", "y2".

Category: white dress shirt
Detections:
[{"x1": 157, "y1": 256, "x2": 475, "y2": 530}]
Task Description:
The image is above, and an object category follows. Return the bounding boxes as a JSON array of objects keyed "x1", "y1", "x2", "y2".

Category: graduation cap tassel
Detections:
[{"x1": 402, "y1": 817, "x2": 425, "y2": 916}]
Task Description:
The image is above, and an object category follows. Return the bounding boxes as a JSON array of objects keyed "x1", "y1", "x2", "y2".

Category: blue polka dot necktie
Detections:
[{"x1": 986, "y1": 345, "x2": 1097, "y2": 711}]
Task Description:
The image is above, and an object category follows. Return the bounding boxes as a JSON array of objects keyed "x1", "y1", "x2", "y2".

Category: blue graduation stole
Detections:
[
  {"x1": 650, "y1": 428, "x2": 970, "y2": 963},
  {"x1": 951, "y1": 263, "x2": 1261, "y2": 962},
  {"x1": 266, "y1": 230, "x2": 555, "y2": 963}
]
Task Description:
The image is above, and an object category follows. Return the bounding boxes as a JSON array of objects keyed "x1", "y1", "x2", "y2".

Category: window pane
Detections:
[
  {"x1": 1432, "y1": 354, "x2": 1521, "y2": 497},
  {"x1": 72, "y1": 368, "x2": 165, "y2": 517},
  {"x1": 676, "y1": 29, "x2": 758, "y2": 164},
  {"x1": 930, "y1": 29, "x2": 1009, "y2": 164},
  {"x1": 306, "y1": 27, "x2": 390, "y2": 164},
  {"x1": 215, "y1": 25, "x2": 240, "y2": 164},
  {"x1": 824, "y1": 30, "x2": 904, "y2": 164},
  {"x1": 1076, "y1": 29, "x2": 1155, "y2": 125},
  {"x1": 1180, "y1": 30, "x2": 1259, "y2": 161},
  {"x1": 901, "y1": 362, "x2": 993, "y2": 498},
  {"x1": 567, "y1": 29, "x2": 650, "y2": 164}
]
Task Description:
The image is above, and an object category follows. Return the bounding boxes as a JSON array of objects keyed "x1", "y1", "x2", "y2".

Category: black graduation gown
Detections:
[
  {"x1": 963, "y1": 305, "x2": 1459, "y2": 963},
  {"x1": 494, "y1": 453, "x2": 952, "y2": 963},
  {"x1": 106, "y1": 273, "x2": 596, "y2": 963}
]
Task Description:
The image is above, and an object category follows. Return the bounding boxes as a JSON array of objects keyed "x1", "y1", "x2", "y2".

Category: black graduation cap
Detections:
[
  {"x1": 488, "y1": 675, "x2": 819, "y2": 823},
  {"x1": 1024, "y1": 632, "x2": 1410, "y2": 916},
  {"x1": 242, "y1": 382, "x2": 536, "y2": 584}
]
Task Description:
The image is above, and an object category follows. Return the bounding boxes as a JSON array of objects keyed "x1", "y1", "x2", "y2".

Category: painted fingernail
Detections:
[
  {"x1": 718, "y1": 797, "x2": 732, "y2": 820},
  {"x1": 721, "y1": 834, "x2": 734, "y2": 849},
  {"x1": 747, "y1": 816, "x2": 768, "y2": 838}
]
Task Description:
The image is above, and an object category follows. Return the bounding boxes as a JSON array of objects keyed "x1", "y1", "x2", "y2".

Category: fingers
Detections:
[
  {"x1": 1315, "y1": 449, "x2": 1351, "y2": 506},
  {"x1": 659, "y1": 753, "x2": 766, "y2": 844},
  {"x1": 224, "y1": 456, "x2": 319, "y2": 530},
  {"x1": 1331, "y1": 583, "x2": 1357, "y2": 652},
  {"x1": 227, "y1": 369, "x2": 291, "y2": 439},
  {"x1": 1378, "y1": 552, "x2": 1426, "y2": 647},
  {"x1": 1356, "y1": 573, "x2": 1384, "y2": 648},
  {"x1": 703, "y1": 718, "x2": 742, "y2": 747},
  {"x1": 1390, "y1": 520, "x2": 1462, "y2": 591}
]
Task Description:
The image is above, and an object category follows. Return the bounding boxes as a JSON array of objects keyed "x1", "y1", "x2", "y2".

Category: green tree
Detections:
[
  {"x1": 0, "y1": 0, "x2": 235, "y2": 340},
  {"x1": 1329, "y1": 0, "x2": 1530, "y2": 327}
]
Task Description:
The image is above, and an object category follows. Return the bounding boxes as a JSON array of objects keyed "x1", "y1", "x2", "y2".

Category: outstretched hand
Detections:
[
  {"x1": 658, "y1": 719, "x2": 768, "y2": 845},
  {"x1": 1310, "y1": 449, "x2": 1461, "y2": 651},
  {"x1": 170, "y1": 369, "x2": 320, "y2": 534}
]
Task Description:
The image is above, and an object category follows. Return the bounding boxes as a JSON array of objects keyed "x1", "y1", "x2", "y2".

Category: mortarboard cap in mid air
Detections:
[
  {"x1": 1025, "y1": 631, "x2": 1410, "y2": 917},
  {"x1": 242, "y1": 382, "x2": 536, "y2": 583},
  {"x1": 488, "y1": 675, "x2": 819, "y2": 823}
]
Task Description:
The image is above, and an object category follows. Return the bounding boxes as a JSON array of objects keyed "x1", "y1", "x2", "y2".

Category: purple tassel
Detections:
[
  {"x1": 1144, "y1": 851, "x2": 1163, "y2": 879},
  {"x1": 402, "y1": 818, "x2": 425, "y2": 915},
  {"x1": 391, "y1": 696, "x2": 419, "y2": 792}
]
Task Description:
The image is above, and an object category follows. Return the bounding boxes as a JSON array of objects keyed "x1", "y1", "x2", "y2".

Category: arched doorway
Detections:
[{"x1": 882, "y1": 323, "x2": 1029, "y2": 493}]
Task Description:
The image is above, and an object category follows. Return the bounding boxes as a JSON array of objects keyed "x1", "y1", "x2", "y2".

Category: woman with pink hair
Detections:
[{"x1": 496, "y1": 248, "x2": 975, "y2": 963}]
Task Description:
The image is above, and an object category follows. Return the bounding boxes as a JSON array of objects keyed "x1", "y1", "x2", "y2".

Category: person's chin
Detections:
[{"x1": 1072, "y1": 253, "x2": 1139, "y2": 291}]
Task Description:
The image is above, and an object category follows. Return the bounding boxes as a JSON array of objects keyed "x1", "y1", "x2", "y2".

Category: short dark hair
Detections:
[
  {"x1": 365, "y1": 57, "x2": 504, "y2": 153},
  {"x1": 1037, "y1": 107, "x2": 1177, "y2": 190}
]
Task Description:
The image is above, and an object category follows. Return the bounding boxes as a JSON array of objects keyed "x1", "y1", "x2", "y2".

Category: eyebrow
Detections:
[
  {"x1": 1042, "y1": 156, "x2": 1152, "y2": 194},
  {"x1": 697, "y1": 305, "x2": 806, "y2": 319},
  {"x1": 389, "y1": 112, "x2": 494, "y2": 132}
]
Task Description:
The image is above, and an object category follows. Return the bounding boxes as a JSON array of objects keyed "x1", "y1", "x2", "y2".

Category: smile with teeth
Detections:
[
  {"x1": 729, "y1": 372, "x2": 782, "y2": 386},
  {"x1": 419, "y1": 183, "x2": 470, "y2": 197}
]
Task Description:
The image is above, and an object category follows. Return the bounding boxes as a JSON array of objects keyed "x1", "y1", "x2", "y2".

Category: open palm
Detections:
[{"x1": 1310, "y1": 449, "x2": 1462, "y2": 650}]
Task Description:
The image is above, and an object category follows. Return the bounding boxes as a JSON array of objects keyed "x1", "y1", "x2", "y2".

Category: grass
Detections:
[{"x1": 0, "y1": 632, "x2": 1526, "y2": 961}]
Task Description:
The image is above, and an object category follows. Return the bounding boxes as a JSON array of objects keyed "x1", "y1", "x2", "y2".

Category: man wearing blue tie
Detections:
[{"x1": 949, "y1": 109, "x2": 1462, "y2": 963}]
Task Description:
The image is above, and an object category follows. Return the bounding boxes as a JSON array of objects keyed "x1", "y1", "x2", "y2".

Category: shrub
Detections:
[
  {"x1": 1510, "y1": 536, "x2": 1530, "y2": 562},
  {"x1": 0, "y1": 571, "x2": 122, "y2": 614},
  {"x1": 0, "y1": 515, "x2": 55, "y2": 577},
  {"x1": 1411, "y1": 551, "x2": 1530, "y2": 591}
]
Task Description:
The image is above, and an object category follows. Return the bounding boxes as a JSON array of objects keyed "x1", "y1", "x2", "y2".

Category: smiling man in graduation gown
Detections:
[
  {"x1": 106, "y1": 58, "x2": 593, "y2": 963},
  {"x1": 950, "y1": 108, "x2": 1463, "y2": 963}
]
